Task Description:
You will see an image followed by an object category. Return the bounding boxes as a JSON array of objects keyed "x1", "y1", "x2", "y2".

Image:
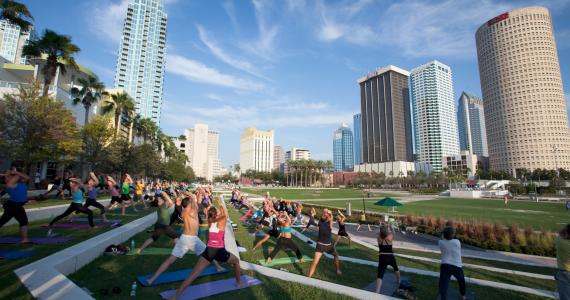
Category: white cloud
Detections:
[
  {"x1": 223, "y1": 0, "x2": 241, "y2": 34},
  {"x1": 87, "y1": 0, "x2": 130, "y2": 45},
  {"x1": 166, "y1": 54, "x2": 264, "y2": 91},
  {"x1": 196, "y1": 25, "x2": 268, "y2": 80},
  {"x1": 240, "y1": 0, "x2": 279, "y2": 60},
  {"x1": 286, "y1": 0, "x2": 307, "y2": 11}
]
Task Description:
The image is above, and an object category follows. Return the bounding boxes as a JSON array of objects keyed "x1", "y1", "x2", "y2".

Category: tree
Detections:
[
  {"x1": 0, "y1": 83, "x2": 81, "y2": 174},
  {"x1": 103, "y1": 139, "x2": 135, "y2": 175},
  {"x1": 81, "y1": 115, "x2": 115, "y2": 173},
  {"x1": 135, "y1": 117, "x2": 158, "y2": 144},
  {"x1": 132, "y1": 144, "x2": 162, "y2": 178},
  {"x1": 0, "y1": 0, "x2": 33, "y2": 31},
  {"x1": 23, "y1": 29, "x2": 80, "y2": 96},
  {"x1": 163, "y1": 157, "x2": 194, "y2": 182},
  {"x1": 71, "y1": 76, "x2": 105, "y2": 125},
  {"x1": 102, "y1": 92, "x2": 135, "y2": 138}
]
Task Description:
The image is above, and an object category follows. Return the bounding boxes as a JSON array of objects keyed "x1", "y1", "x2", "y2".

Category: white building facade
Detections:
[
  {"x1": 174, "y1": 124, "x2": 220, "y2": 181},
  {"x1": 410, "y1": 60, "x2": 459, "y2": 172},
  {"x1": 0, "y1": 20, "x2": 31, "y2": 64},
  {"x1": 239, "y1": 127, "x2": 274, "y2": 172}
]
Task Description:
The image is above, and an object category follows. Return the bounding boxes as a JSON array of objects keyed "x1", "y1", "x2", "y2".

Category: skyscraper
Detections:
[
  {"x1": 0, "y1": 19, "x2": 31, "y2": 64},
  {"x1": 284, "y1": 148, "x2": 311, "y2": 174},
  {"x1": 353, "y1": 113, "x2": 362, "y2": 165},
  {"x1": 358, "y1": 65, "x2": 413, "y2": 163},
  {"x1": 239, "y1": 127, "x2": 274, "y2": 172},
  {"x1": 174, "y1": 124, "x2": 220, "y2": 181},
  {"x1": 410, "y1": 60, "x2": 459, "y2": 172},
  {"x1": 115, "y1": 0, "x2": 167, "y2": 125},
  {"x1": 476, "y1": 7, "x2": 570, "y2": 172},
  {"x1": 273, "y1": 145, "x2": 284, "y2": 172},
  {"x1": 333, "y1": 124, "x2": 354, "y2": 171},
  {"x1": 457, "y1": 92, "x2": 488, "y2": 157}
]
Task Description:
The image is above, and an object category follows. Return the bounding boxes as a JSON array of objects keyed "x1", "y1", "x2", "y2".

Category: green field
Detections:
[
  {"x1": 0, "y1": 208, "x2": 153, "y2": 300},
  {"x1": 241, "y1": 188, "x2": 396, "y2": 200},
  {"x1": 301, "y1": 198, "x2": 569, "y2": 232}
]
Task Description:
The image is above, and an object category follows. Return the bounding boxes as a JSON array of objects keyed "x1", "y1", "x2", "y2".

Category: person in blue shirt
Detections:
[
  {"x1": 83, "y1": 172, "x2": 106, "y2": 222},
  {"x1": 0, "y1": 170, "x2": 30, "y2": 243},
  {"x1": 47, "y1": 177, "x2": 94, "y2": 236}
]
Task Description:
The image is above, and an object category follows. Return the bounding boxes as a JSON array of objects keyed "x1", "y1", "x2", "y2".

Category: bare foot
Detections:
[
  {"x1": 299, "y1": 258, "x2": 305, "y2": 263},
  {"x1": 135, "y1": 248, "x2": 141, "y2": 255},
  {"x1": 20, "y1": 239, "x2": 31, "y2": 244},
  {"x1": 236, "y1": 281, "x2": 247, "y2": 288},
  {"x1": 336, "y1": 270, "x2": 342, "y2": 275},
  {"x1": 265, "y1": 258, "x2": 272, "y2": 265},
  {"x1": 145, "y1": 278, "x2": 154, "y2": 286},
  {"x1": 216, "y1": 266, "x2": 224, "y2": 272}
]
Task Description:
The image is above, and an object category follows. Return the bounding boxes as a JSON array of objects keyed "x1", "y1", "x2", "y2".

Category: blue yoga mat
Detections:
[
  {"x1": 137, "y1": 265, "x2": 227, "y2": 286},
  {"x1": 160, "y1": 275, "x2": 262, "y2": 299},
  {"x1": 0, "y1": 250, "x2": 35, "y2": 260},
  {"x1": 175, "y1": 229, "x2": 208, "y2": 235}
]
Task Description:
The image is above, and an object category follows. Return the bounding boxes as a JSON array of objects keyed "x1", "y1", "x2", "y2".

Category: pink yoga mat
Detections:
[
  {"x1": 41, "y1": 223, "x2": 104, "y2": 229},
  {"x1": 69, "y1": 218, "x2": 121, "y2": 223},
  {"x1": 160, "y1": 275, "x2": 261, "y2": 299},
  {"x1": 0, "y1": 236, "x2": 71, "y2": 244}
]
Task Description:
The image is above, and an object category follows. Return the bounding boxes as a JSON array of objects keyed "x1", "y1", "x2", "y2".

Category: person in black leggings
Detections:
[
  {"x1": 301, "y1": 207, "x2": 318, "y2": 233},
  {"x1": 375, "y1": 226, "x2": 400, "y2": 293},
  {"x1": 83, "y1": 172, "x2": 106, "y2": 221},
  {"x1": 265, "y1": 212, "x2": 304, "y2": 264},
  {"x1": 47, "y1": 178, "x2": 94, "y2": 236},
  {"x1": 334, "y1": 210, "x2": 351, "y2": 247},
  {"x1": 0, "y1": 170, "x2": 30, "y2": 243}
]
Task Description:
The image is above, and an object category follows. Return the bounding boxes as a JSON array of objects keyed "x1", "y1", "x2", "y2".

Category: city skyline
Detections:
[{"x1": 23, "y1": 0, "x2": 570, "y2": 167}]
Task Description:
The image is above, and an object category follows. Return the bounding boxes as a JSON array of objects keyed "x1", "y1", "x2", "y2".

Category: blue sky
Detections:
[{"x1": 24, "y1": 0, "x2": 570, "y2": 167}]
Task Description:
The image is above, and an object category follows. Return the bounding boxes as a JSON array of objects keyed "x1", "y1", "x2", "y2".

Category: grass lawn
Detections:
[
  {"x1": 301, "y1": 198, "x2": 569, "y2": 232},
  {"x1": 0, "y1": 207, "x2": 154, "y2": 300},
  {"x1": 70, "y1": 217, "x2": 354, "y2": 299},
  {"x1": 230, "y1": 207, "x2": 551, "y2": 300},
  {"x1": 0, "y1": 196, "x2": 113, "y2": 211},
  {"x1": 300, "y1": 230, "x2": 557, "y2": 293},
  {"x1": 241, "y1": 188, "x2": 397, "y2": 200}
]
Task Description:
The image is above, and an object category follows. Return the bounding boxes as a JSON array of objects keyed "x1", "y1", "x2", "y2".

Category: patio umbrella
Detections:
[{"x1": 374, "y1": 197, "x2": 402, "y2": 213}]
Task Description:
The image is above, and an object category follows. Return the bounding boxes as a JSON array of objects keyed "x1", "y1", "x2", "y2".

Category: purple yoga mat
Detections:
[
  {"x1": 41, "y1": 223, "x2": 104, "y2": 229},
  {"x1": 69, "y1": 218, "x2": 122, "y2": 223},
  {"x1": 0, "y1": 236, "x2": 71, "y2": 244},
  {"x1": 160, "y1": 275, "x2": 262, "y2": 300}
]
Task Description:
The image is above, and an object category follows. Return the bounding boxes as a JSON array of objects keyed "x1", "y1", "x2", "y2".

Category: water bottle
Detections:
[
  {"x1": 131, "y1": 240, "x2": 135, "y2": 251},
  {"x1": 130, "y1": 281, "x2": 137, "y2": 297}
]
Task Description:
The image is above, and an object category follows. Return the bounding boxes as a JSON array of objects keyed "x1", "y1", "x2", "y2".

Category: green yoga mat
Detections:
[
  {"x1": 127, "y1": 248, "x2": 173, "y2": 256},
  {"x1": 335, "y1": 245, "x2": 353, "y2": 250},
  {"x1": 258, "y1": 255, "x2": 313, "y2": 266}
]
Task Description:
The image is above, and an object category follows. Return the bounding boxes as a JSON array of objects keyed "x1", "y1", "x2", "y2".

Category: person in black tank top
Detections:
[
  {"x1": 374, "y1": 226, "x2": 400, "y2": 294},
  {"x1": 334, "y1": 210, "x2": 351, "y2": 247},
  {"x1": 308, "y1": 208, "x2": 341, "y2": 278}
]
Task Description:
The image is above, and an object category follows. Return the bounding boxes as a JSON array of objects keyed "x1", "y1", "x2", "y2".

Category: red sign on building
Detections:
[{"x1": 487, "y1": 12, "x2": 509, "y2": 26}]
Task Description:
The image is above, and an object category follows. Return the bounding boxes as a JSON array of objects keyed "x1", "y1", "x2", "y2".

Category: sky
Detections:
[{"x1": 23, "y1": 0, "x2": 570, "y2": 168}]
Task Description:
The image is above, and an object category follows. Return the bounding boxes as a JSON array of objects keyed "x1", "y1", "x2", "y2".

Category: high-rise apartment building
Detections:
[
  {"x1": 0, "y1": 19, "x2": 31, "y2": 64},
  {"x1": 476, "y1": 7, "x2": 570, "y2": 172},
  {"x1": 173, "y1": 124, "x2": 220, "y2": 181},
  {"x1": 457, "y1": 92, "x2": 488, "y2": 157},
  {"x1": 273, "y1": 145, "x2": 284, "y2": 172},
  {"x1": 333, "y1": 124, "x2": 354, "y2": 171},
  {"x1": 410, "y1": 60, "x2": 459, "y2": 172},
  {"x1": 353, "y1": 113, "x2": 362, "y2": 165},
  {"x1": 115, "y1": 0, "x2": 167, "y2": 125},
  {"x1": 358, "y1": 65, "x2": 413, "y2": 164},
  {"x1": 239, "y1": 127, "x2": 274, "y2": 172},
  {"x1": 284, "y1": 148, "x2": 311, "y2": 173}
]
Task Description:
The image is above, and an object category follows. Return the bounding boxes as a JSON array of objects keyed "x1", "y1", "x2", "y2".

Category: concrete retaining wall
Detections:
[{"x1": 5, "y1": 199, "x2": 111, "y2": 226}]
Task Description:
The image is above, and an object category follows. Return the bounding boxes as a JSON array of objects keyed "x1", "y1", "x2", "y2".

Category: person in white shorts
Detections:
[{"x1": 145, "y1": 192, "x2": 223, "y2": 286}]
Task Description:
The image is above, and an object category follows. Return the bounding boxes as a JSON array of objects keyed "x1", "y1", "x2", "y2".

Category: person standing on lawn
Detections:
[
  {"x1": 0, "y1": 170, "x2": 30, "y2": 243},
  {"x1": 47, "y1": 177, "x2": 94, "y2": 236},
  {"x1": 106, "y1": 176, "x2": 128, "y2": 215},
  {"x1": 84, "y1": 172, "x2": 106, "y2": 221},
  {"x1": 438, "y1": 226, "x2": 466, "y2": 300},
  {"x1": 120, "y1": 173, "x2": 136, "y2": 212},
  {"x1": 134, "y1": 178, "x2": 146, "y2": 210},
  {"x1": 301, "y1": 207, "x2": 318, "y2": 233},
  {"x1": 145, "y1": 192, "x2": 223, "y2": 286},
  {"x1": 265, "y1": 211, "x2": 304, "y2": 265},
  {"x1": 555, "y1": 224, "x2": 570, "y2": 300},
  {"x1": 169, "y1": 196, "x2": 243, "y2": 300},
  {"x1": 137, "y1": 191, "x2": 178, "y2": 254},
  {"x1": 375, "y1": 226, "x2": 400, "y2": 294},
  {"x1": 334, "y1": 210, "x2": 351, "y2": 247},
  {"x1": 308, "y1": 208, "x2": 341, "y2": 277}
]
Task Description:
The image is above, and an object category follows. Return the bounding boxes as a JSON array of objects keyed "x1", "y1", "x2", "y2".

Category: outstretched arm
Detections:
[
  {"x1": 90, "y1": 172, "x2": 99, "y2": 185},
  {"x1": 215, "y1": 195, "x2": 227, "y2": 221},
  {"x1": 161, "y1": 192, "x2": 174, "y2": 207}
]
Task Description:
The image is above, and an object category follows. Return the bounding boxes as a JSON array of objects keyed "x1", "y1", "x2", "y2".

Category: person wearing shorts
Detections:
[
  {"x1": 301, "y1": 207, "x2": 318, "y2": 233},
  {"x1": 374, "y1": 226, "x2": 400, "y2": 293},
  {"x1": 170, "y1": 196, "x2": 243, "y2": 300},
  {"x1": 145, "y1": 193, "x2": 222, "y2": 286},
  {"x1": 137, "y1": 192, "x2": 178, "y2": 254},
  {"x1": 335, "y1": 210, "x2": 351, "y2": 247},
  {"x1": 0, "y1": 170, "x2": 30, "y2": 243},
  {"x1": 120, "y1": 174, "x2": 135, "y2": 211},
  {"x1": 106, "y1": 176, "x2": 127, "y2": 215},
  {"x1": 133, "y1": 179, "x2": 146, "y2": 209},
  {"x1": 308, "y1": 208, "x2": 341, "y2": 277}
]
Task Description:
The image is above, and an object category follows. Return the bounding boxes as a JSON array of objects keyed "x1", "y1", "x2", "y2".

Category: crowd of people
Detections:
[{"x1": 1, "y1": 173, "x2": 569, "y2": 300}]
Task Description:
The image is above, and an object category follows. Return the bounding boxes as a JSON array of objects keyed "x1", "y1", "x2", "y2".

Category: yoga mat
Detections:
[
  {"x1": 41, "y1": 223, "x2": 104, "y2": 229},
  {"x1": 176, "y1": 229, "x2": 207, "y2": 235},
  {"x1": 138, "y1": 265, "x2": 228, "y2": 286},
  {"x1": 437, "y1": 289, "x2": 476, "y2": 300},
  {"x1": 302, "y1": 231, "x2": 318, "y2": 235},
  {"x1": 0, "y1": 249, "x2": 35, "y2": 260},
  {"x1": 258, "y1": 255, "x2": 313, "y2": 267},
  {"x1": 127, "y1": 247, "x2": 173, "y2": 256},
  {"x1": 160, "y1": 275, "x2": 261, "y2": 299},
  {"x1": 291, "y1": 224, "x2": 306, "y2": 228},
  {"x1": 0, "y1": 236, "x2": 71, "y2": 244},
  {"x1": 69, "y1": 218, "x2": 122, "y2": 223},
  {"x1": 335, "y1": 245, "x2": 353, "y2": 250},
  {"x1": 364, "y1": 275, "x2": 409, "y2": 296},
  {"x1": 250, "y1": 232, "x2": 267, "y2": 237}
]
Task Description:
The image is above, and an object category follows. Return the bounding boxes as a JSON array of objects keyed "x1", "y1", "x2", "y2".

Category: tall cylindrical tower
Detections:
[{"x1": 476, "y1": 6, "x2": 570, "y2": 173}]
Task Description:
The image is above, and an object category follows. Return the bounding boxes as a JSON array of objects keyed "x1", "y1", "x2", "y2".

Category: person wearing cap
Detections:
[
  {"x1": 84, "y1": 172, "x2": 106, "y2": 222},
  {"x1": 47, "y1": 177, "x2": 94, "y2": 236},
  {"x1": 0, "y1": 170, "x2": 31, "y2": 243}
]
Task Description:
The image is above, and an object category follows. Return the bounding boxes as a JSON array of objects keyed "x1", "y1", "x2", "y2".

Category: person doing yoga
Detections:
[
  {"x1": 47, "y1": 177, "x2": 94, "y2": 236},
  {"x1": 265, "y1": 211, "x2": 304, "y2": 265}
]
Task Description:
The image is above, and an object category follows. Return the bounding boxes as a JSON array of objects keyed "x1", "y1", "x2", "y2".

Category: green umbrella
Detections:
[{"x1": 373, "y1": 197, "x2": 402, "y2": 213}]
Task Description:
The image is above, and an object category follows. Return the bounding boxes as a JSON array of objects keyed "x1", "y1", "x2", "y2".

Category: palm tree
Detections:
[
  {"x1": 0, "y1": 0, "x2": 33, "y2": 31},
  {"x1": 23, "y1": 29, "x2": 80, "y2": 97},
  {"x1": 103, "y1": 92, "x2": 135, "y2": 137},
  {"x1": 71, "y1": 76, "x2": 105, "y2": 125},
  {"x1": 136, "y1": 117, "x2": 158, "y2": 144}
]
